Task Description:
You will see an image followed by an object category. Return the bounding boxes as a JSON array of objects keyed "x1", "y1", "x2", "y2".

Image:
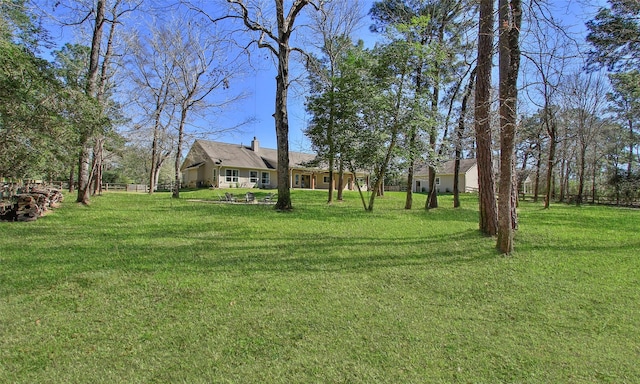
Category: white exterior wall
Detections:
[
  {"x1": 414, "y1": 175, "x2": 460, "y2": 193},
  {"x1": 413, "y1": 173, "x2": 477, "y2": 193},
  {"x1": 184, "y1": 162, "x2": 366, "y2": 191},
  {"x1": 464, "y1": 164, "x2": 479, "y2": 192},
  {"x1": 437, "y1": 175, "x2": 454, "y2": 193},
  {"x1": 217, "y1": 167, "x2": 275, "y2": 189},
  {"x1": 183, "y1": 168, "x2": 199, "y2": 187}
]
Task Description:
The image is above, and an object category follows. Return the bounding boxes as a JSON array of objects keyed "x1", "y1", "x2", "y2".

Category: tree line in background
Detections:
[
  {"x1": 1, "y1": 1, "x2": 639, "y2": 252},
  {"x1": 1, "y1": 0, "x2": 247, "y2": 203}
]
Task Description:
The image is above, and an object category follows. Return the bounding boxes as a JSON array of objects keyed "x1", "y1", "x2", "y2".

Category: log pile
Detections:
[
  {"x1": 15, "y1": 194, "x2": 40, "y2": 222},
  {"x1": 0, "y1": 187, "x2": 63, "y2": 222},
  {"x1": 30, "y1": 188, "x2": 64, "y2": 210},
  {"x1": 0, "y1": 201, "x2": 16, "y2": 222}
]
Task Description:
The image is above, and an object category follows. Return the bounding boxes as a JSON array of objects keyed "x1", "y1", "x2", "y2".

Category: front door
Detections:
[{"x1": 301, "y1": 175, "x2": 311, "y2": 189}]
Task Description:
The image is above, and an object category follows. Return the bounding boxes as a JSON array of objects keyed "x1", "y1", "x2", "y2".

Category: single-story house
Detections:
[
  {"x1": 180, "y1": 137, "x2": 369, "y2": 190},
  {"x1": 413, "y1": 158, "x2": 478, "y2": 193}
]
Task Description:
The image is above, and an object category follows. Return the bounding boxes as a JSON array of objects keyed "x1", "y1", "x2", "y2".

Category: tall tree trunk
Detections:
[
  {"x1": 68, "y1": 161, "x2": 75, "y2": 193},
  {"x1": 173, "y1": 109, "x2": 187, "y2": 199},
  {"x1": 426, "y1": 23, "x2": 448, "y2": 210},
  {"x1": 85, "y1": 1, "x2": 104, "y2": 98},
  {"x1": 91, "y1": 138, "x2": 104, "y2": 195},
  {"x1": 511, "y1": 159, "x2": 519, "y2": 227},
  {"x1": 615, "y1": 168, "x2": 621, "y2": 205},
  {"x1": 544, "y1": 109, "x2": 557, "y2": 208},
  {"x1": 475, "y1": 0, "x2": 498, "y2": 235},
  {"x1": 327, "y1": 157, "x2": 334, "y2": 204},
  {"x1": 426, "y1": 168, "x2": 438, "y2": 209},
  {"x1": 153, "y1": 158, "x2": 164, "y2": 191},
  {"x1": 349, "y1": 161, "x2": 368, "y2": 210},
  {"x1": 406, "y1": 60, "x2": 424, "y2": 210},
  {"x1": 425, "y1": 88, "x2": 439, "y2": 210},
  {"x1": 327, "y1": 86, "x2": 336, "y2": 204},
  {"x1": 227, "y1": 0, "x2": 313, "y2": 210},
  {"x1": 533, "y1": 146, "x2": 541, "y2": 202},
  {"x1": 628, "y1": 119, "x2": 634, "y2": 178},
  {"x1": 149, "y1": 126, "x2": 159, "y2": 194},
  {"x1": 559, "y1": 156, "x2": 567, "y2": 202},
  {"x1": 497, "y1": 0, "x2": 521, "y2": 254},
  {"x1": 148, "y1": 91, "x2": 172, "y2": 194},
  {"x1": 405, "y1": 133, "x2": 416, "y2": 209},
  {"x1": 77, "y1": 0, "x2": 105, "y2": 204},
  {"x1": 90, "y1": 2, "x2": 117, "y2": 195},
  {"x1": 336, "y1": 158, "x2": 344, "y2": 201},
  {"x1": 453, "y1": 159, "x2": 461, "y2": 207},
  {"x1": 77, "y1": 142, "x2": 92, "y2": 204},
  {"x1": 274, "y1": 46, "x2": 292, "y2": 210},
  {"x1": 519, "y1": 150, "x2": 529, "y2": 200},
  {"x1": 453, "y1": 67, "x2": 476, "y2": 208},
  {"x1": 577, "y1": 145, "x2": 587, "y2": 206},
  {"x1": 591, "y1": 158, "x2": 598, "y2": 203}
]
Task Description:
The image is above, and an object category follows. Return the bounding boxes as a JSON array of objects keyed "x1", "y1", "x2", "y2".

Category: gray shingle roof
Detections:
[
  {"x1": 414, "y1": 158, "x2": 477, "y2": 176},
  {"x1": 190, "y1": 139, "x2": 316, "y2": 170}
]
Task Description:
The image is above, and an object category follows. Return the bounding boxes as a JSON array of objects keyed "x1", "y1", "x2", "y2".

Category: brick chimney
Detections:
[{"x1": 251, "y1": 137, "x2": 259, "y2": 152}]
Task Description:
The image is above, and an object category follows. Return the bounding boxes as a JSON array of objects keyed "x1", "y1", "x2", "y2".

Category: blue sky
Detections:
[
  {"x1": 212, "y1": 0, "x2": 607, "y2": 152},
  {"x1": 38, "y1": 0, "x2": 607, "y2": 153},
  {"x1": 211, "y1": 0, "x2": 380, "y2": 152}
]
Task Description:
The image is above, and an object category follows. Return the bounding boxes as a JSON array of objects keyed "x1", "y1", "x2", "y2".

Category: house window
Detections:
[
  {"x1": 261, "y1": 172, "x2": 270, "y2": 185},
  {"x1": 295, "y1": 174, "x2": 300, "y2": 186},
  {"x1": 225, "y1": 169, "x2": 238, "y2": 183},
  {"x1": 250, "y1": 171, "x2": 258, "y2": 183},
  {"x1": 435, "y1": 177, "x2": 440, "y2": 185},
  {"x1": 323, "y1": 175, "x2": 330, "y2": 183}
]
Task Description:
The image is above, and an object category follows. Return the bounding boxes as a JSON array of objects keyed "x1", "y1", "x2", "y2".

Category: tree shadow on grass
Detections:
[
  {"x1": 1, "y1": 225, "x2": 498, "y2": 295},
  {"x1": 196, "y1": 229, "x2": 498, "y2": 273},
  {"x1": 5, "y1": 193, "x2": 638, "y2": 298}
]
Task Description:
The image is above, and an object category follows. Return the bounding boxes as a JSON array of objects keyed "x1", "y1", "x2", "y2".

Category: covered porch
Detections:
[{"x1": 289, "y1": 169, "x2": 368, "y2": 191}]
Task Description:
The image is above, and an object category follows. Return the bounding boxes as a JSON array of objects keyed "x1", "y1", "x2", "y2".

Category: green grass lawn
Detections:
[{"x1": 1, "y1": 189, "x2": 639, "y2": 383}]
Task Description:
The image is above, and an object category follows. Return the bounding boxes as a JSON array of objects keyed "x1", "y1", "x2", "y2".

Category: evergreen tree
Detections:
[
  {"x1": 608, "y1": 71, "x2": 640, "y2": 177},
  {"x1": 370, "y1": 0, "x2": 475, "y2": 210},
  {"x1": 586, "y1": 0, "x2": 640, "y2": 72}
]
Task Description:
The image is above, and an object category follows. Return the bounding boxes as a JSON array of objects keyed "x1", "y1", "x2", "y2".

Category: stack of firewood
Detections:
[
  {"x1": 0, "y1": 187, "x2": 63, "y2": 222},
  {"x1": 0, "y1": 201, "x2": 15, "y2": 221},
  {"x1": 15, "y1": 194, "x2": 41, "y2": 222},
  {"x1": 30, "y1": 188, "x2": 64, "y2": 211},
  {"x1": 50, "y1": 188, "x2": 64, "y2": 207}
]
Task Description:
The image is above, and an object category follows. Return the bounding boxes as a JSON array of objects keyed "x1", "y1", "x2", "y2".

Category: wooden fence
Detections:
[
  {"x1": 1, "y1": 182, "x2": 171, "y2": 198},
  {"x1": 519, "y1": 193, "x2": 640, "y2": 207}
]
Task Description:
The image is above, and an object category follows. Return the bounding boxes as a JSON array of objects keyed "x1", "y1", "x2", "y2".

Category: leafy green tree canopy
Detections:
[
  {"x1": 0, "y1": 0, "x2": 47, "y2": 50},
  {"x1": 0, "y1": 40, "x2": 78, "y2": 179},
  {"x1": 586, "y1": 0, "x2": 640, "y2": 72}
]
